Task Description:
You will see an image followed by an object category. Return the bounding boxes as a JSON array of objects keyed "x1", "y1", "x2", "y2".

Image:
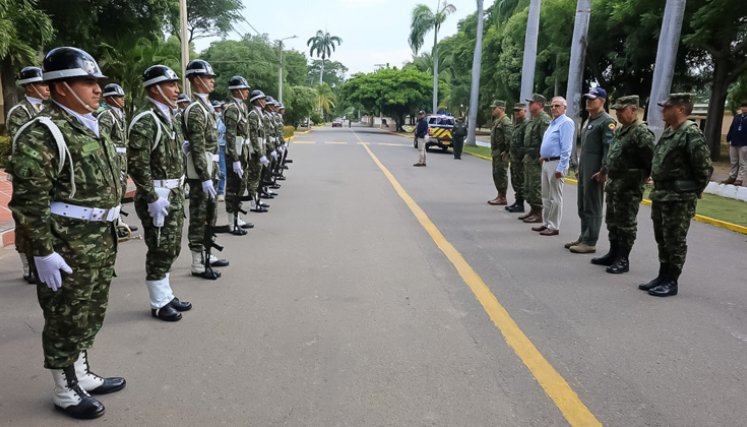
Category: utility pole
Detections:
[
  {"x1": 565, "y1": 0, "x2": 591, "y2": 124},
  {"x1": 179, "y1": 0, "x2": 190, "y2": 95},
  {"x1": 466, "y1": 0, "x2": 485, "y2": 146},
  {"x1": 520, "y1": 0, "x2": 542, "y2": 102},
  {"x1": 276, "y1": 35, "x2": 297, "y2": 104},
  {"x1": 647, "y1": 0, "x2": 687, "y2": 140}
]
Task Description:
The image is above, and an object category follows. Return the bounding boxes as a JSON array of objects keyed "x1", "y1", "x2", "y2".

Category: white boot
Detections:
[
  {"x1": 20, "y1": 253, "x2": 29, "y2": 276},
  {"x1": 226, "y1": 212, "x2": 236, "y2": 228},
  {"x1": 236, "y1": 215, "x2": 247, "y2": 227},
  {"x1": 146, "y1": 276, "x2": 174, "y2": 310},
  {"x1": 191, "y1": 250, "x2": 205, "y2": 274},
  {"x1": 73, "y1": 351, "x2": 126, "y2": 394},
  {"x1": 51, "y1": 366, "x2": 105, "y2": 419}
]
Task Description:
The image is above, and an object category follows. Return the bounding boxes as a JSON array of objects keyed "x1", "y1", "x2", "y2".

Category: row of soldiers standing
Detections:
[{"x1": 6, "y1": 47, "x2": 293, "y2": 419}]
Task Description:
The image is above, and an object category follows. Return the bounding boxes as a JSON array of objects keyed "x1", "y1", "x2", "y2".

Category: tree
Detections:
[
  {"x1": 167, "y1": 0, "x2": 243, "y2": 43},
  {"x1": 0, "y1": 0, "x2": 54, "y2": 123},
  {"x1": 283, "y1": 85, "x2": 316, "y2": 127},
  {"x1": 306, "y1": 30, "x2": 343, "y2": 86},
  {"x1": 202, "y1": 36, "x2": 281, "y2": 99},
  {"x1": 308, "y1": 59, "x2": 348, "y2": 87},
  {"x1": 409, "y1": 1, "x2": 457, "y2": 114},
  {"x1": 315, "y1": 83, "x2": 336, "y2": 117}
]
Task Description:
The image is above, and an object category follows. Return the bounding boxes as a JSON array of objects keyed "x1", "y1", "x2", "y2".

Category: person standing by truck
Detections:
[{"x1": 413, "y1": 110, "x2": 428, "y2": 167}]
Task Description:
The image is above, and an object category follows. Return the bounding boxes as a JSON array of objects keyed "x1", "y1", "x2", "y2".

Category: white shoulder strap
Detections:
[
  {"x1": 128, "y1": 110, "x2": 162, "y2": 152},
  {"x1": 13, "y1": 116, "x2": 76, "y2": 197},
  {"x1": 183, "y1": 100, "x2": 208, "y2": 129},
  {"x1": 6, "y1": 103, "x2": 31, "y2": 126}
]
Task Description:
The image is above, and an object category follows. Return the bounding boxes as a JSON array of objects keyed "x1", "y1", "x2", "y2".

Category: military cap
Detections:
[
  {"x1": 102, "y1": 83, "x2": 125, "y2": 98},
  {"x1": 228, "y1": 75, "x2": 250, "y2": 90},
  {"x1": 211, "y1": 100, "x2": 224, "y2": 109},
  {"x1": 525, "y1": 93, "x2": 547, "y2": 104},
  {"x1": 17, "y1": 66, "x2": 44, "y2": 85},
  {"x1": 657, "y1": 93, "x2": 694, "y2": 107},
  {"x1": 611, "y1": 95, "x2": 639, "y2": 110},
  {"x1": 513, "y1": 102, "x2": 526, "y2": 110},
  {"x1": 249, "y1": 89, "x2": 266, "y2": 102},
  {"x1": 584, "y1": 86, "x2": 607, "y2": 99},
  {"x1": 43, "y1": 47, "x2": 106, "y2": 82},
  {"x1": 143, "y1": 65, "x2": 179, "y2": 88},
  {"x1": 176, "y1": 93, "x2": 190, "y2": 103},
  {"x1": 491, "y1": 99, "x2": 506, "y2": 108},
  {"x1": 185, "y1": 59, "x2": 217, "y2": 78}
]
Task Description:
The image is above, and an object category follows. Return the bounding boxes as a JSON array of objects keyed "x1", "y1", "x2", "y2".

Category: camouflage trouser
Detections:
[
  {"x1": 523, "y1": 155, "x2": 542, "y2": 209},
  {"x1": 604, "y1": 184, "x2": 643, "y2": 251},
  {"x1": 246, "y1": 158, "x2": 262, "y2": 198},
  {"x1": 226, "y1": 159, "x2": 248, "y2": 214},
  {"x1": 577, "y1": 170, "x2": 605, "y2": 245},
  {"x1": 510, "y1": 150, "x2": 525, "y2": 200},
  {"x1": 35, "y1": 221, "x2": 117, "y2": 369},
  {"x1": 652, "y1": 199, "x2": 696, "y2": 278},
  {"x1": 492, "y1": 155, "x2": 509, "y2": 194},
  {"x1": 135, "y1": 189, "x2": 184, "y2": 280},
  {"x1": 187, "y1": 178, "x2": 218, "y2": 252}
]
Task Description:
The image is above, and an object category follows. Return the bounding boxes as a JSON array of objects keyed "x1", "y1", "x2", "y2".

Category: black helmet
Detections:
[
  {"x1": 177, "y1": 93, "x2": 190, "y2": 104},
  {"x1": 102, "y1": 83, "x2": 125, "y2": 97},
  {"x1": 228, "y1": 75, "x2": 250, "y2": 90},
  {"x1": 143, "y1": 65, "x2": 179, "y2": 88},
  {"x1": 211, "y1": 100, "x2": 225, "y2": 109},
  {"x1": 42, "y1": 47, "x2": 106, "y2": 82},
  {"x1": 17, "y1": 66, "x2": 44, "y2": 85},
  {"x1": 249, "y1": 89, "x2": 266, "y2": 103},
  {"x1": 185, "y1": 59, "x2": 216, "y2": 78}
]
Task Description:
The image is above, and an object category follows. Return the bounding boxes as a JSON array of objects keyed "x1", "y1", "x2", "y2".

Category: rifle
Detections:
[{"x1": 201, "y1": 194, "x2": 223, "y2": 280}]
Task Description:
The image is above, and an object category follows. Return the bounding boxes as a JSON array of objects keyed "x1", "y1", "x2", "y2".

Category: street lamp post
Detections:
[
  {"x1": 179, "y1": 0, "x2": 190, "y2": 95},
  {"x1": 277, "y1": 35, "x2": 297, "y2": 104}
]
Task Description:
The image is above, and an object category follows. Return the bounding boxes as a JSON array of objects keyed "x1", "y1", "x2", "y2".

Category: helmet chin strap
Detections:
[
  {"x1": 156, "y1": 85, "x2": 177, "y2": 109},
  {"x1": 63, "y1": 81, "x2": 96, "y2": 113},
  {"x1": 108, "y1": 96, "x2": 124, "y2": 109},
  {"x1": 30, "y1": 84, "x2": 47, "y2": 101}
]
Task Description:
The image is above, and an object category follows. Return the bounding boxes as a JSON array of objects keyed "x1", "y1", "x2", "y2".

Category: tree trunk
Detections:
[
  {"x1": 467, "y1": 0, "x2": 485, "y2": 146},
  {"x1": 432, "y1": 28, "x2": 439, "y2": 114},
  {"x1": 706, "y1": 58, "x2": 731, "y2": 161},
  {"x1": 1, "y1": 58, "x2": 20, "y2": 132}
]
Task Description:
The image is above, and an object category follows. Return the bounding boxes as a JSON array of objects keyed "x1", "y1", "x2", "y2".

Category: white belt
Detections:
[
  {"x1": 115, "y1": 147, "x2": 127, "y2": 154},
  {"x1": 50, "y1": 202, "x2": 121, "y2": 222},
  {"x1": 153, "y1": 176, "x2": 184, "y2": 189},
  {"x1": 212, "y1": 154, "x2": 219, "y2": 162}
]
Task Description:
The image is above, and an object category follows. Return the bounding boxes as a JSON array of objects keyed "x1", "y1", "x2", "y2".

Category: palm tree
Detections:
[
  {"x1": 307, "y1": 30, "x2": 343, "y2": 86},
  {"x1": 408, "y1": 1, "x2": 456, "y2": 114}
]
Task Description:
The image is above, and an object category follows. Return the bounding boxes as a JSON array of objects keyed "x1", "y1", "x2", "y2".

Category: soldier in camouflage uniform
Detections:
[
  {"x1": 487, "y1": 100, "x2": 513, "y2": 206},
  {"x1": 247, "y1": 90, "x2": 270, "y2": 212},
  {"x1": 97, "y1": 83, "x2": 137, "y2": 234},
  {"x1": 261, "y1": 97, "x2": 281, "y2": 197},
  {"x1": 272, "y1": 100, "x2": 288, "y2": 180},
  {"x1": 223, "y1": 75, "x2": 254, "y2": 233},
  {"x1": 639, "y1": 93, "x2": 712, "y2": 297},
  {"x1": 519, "y1": 94, "x2": 551, "y2": 223},
  {"x1": 182, "y1": 59, "x2": 228, "y2": 279},
  {"x1": 507, "y1": 103, "x2": 528, "y2": 213},
  {"x1": 9, "y1": 47, "x2": 125, "y2": 420},
  {"x1": 6, "y1": 66, "x2": 49, "y2": 284},
  {"x1": 173, "y1": 93, "x2": 190, "y2": 125},
  {"x1": 128, "y1": 65, "x2": 193, "y2": 321},
  {"x1": 590, "y1": 95, "x2": 654, "y2": 274},
  {"x1": 451, "y1": 117, "x2": 467, "y2": 160}
]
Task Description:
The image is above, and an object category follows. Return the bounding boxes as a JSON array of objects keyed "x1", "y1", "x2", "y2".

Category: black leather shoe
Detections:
[
  {"x1": 210, "y1": 258, "x2": 229, "y2": 267},
  {"x1": 169, "y1": 297, "x2": 192, "y2": 312},
  {"x1": 606, "y1": 257, "x2": 629, "y2": 274},
  {"x1": 55, "y1": 396, "x2": 106, "y2": 419},
  {"x1": 230, "y1": 226, "x2": 248, "y2": 236},
  {"x1": 285, "y1": 159, "x2": 293, "y2": 163},
  {"x1": 282, "y1": 165, "x2": 289, "y2": 169},
  {"x1": 88, "y1": 376, "x2": 126, "y2": 395},
  {"x1": 638, "y1": 277, "x2": 661, "y2": 291},
  {"x1": 260, "y1": 193, "x2": 274, "y2": 199},
  {"x1": 240, "y1": 222, "x2": 254, "y2": 229},
  {"x1": 591, "y1": 251, "x2": 616, "y2": 266},
  {"x1": 23, "y1": 271, "x2": 37, "y2": 284},
  {"x1": 251, "y1": 206, "x2": 268, "y2": 213},
  {"x1": 506, "y1": 203, "x2": 525, "y2": 213},
  {"x1": 128, "y1": 224, "x2": 139, "y2": 232},
  {"x1": 192, "y1": 269, "x2": 221, "y2": 280},
  {"x1": 151, "y1": 304, "x2": 182, "y2": 321},
  {"x1": 259, "y1": 202, "x2": 270, "y2": 208},
  {"x1": 648, "y1": 280, "x2": 678, "y2": 297},
  {"x1": 276, "y1": 176, "x2": 286, "y2": 181},
  {"x1": 269, "y1": 184, "x2": 281, "y2": 189}
]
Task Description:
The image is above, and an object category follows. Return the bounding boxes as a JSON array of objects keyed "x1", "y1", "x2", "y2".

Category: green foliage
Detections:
[
  {"x1": 306, "y1": 30, "x2": 342, "y2": 62},
  {"x1": 202, "y1": 36, "x2": 281, "y2": 98},
  {"x1": 0, "y1": 135, "x2": 9, "y2": 168},
  {"x1": 283, "y1": 125, "x2": 294, "y2": 139},
  {"x1": 0, "y1": 0, "x2": 54, "y2": 64},
  {"x1": 308, "y1": 60, "x2": 348, "y2": 87},
  {"x1": 408, "y1": 1, "x2": 457, "y2": 55},
  {"x1": 166, "y1": 0, "x2": 243, "y2": 43},
  {"x1": 309, "y1": 111, "x2": 322, "y2": 125},
  {"x1": 283, "y1": 85, "x2": 316, "y2": 127}
]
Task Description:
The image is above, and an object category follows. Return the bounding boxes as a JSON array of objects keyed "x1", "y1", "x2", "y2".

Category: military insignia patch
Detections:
[{"x1": 608, "y1": 122, "x2": 616, "y2": 130}]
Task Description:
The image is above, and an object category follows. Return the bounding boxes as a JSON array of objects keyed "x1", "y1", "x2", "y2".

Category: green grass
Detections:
[{"x1": 463, "y1": 144, "x2": 491, "y2": 158}]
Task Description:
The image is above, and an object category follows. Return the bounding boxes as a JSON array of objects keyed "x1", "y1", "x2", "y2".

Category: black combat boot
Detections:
[
  {"x1": 639, "y1": 264, "x2": 666, "y2": 291},
  {"x1": 606, "y1": 245, "x2": 630, "y2": 274},
  {"x1": 591, "y1": 241, "x2": 618, "y2": 266},
  {"x1": 648, "y1": 267, "x2": 679, "y2": 297},
  {"x1": 506, "y1": 199, "x2": 525, "y2": 213}
]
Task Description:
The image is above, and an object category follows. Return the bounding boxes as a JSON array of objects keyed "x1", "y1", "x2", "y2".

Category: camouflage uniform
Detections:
[
  {"x1": 650, "y1": 119, "x2": 712, "y2": 278},
  {"x1": 510, "y1": 116, "x2": 528, "y2": 201},
  {"x1": 9, "y1": 103, "x2": 122, "y2": 368},
  {"x1": 576, "y1": 111, "x2": 616, "y2": 246},
  {"x1": 97, "y1": 107, "x2": 128, "y2": 194},
  {"x1": 183, "y1": 95, "x2": 219, "y2": 252},
  {"x1": 523, "y1": 111, "x2": 551, "y2": 210},
  {"x1": 261, "y1": 109, "x2": 276, "y2": 183},
  {"x1": 604, "y1": 119, "x2": 654, "y2": 251},
  {"x1": 246, "y1": 106, "x2": 265, "y2": 199},
  {"x1": 452, "y1": 119, "x2": 467, "y2": 159},
  {"x1": 491, "y1": 114, "x2": 513, "y2": 195},
  {"x1": 128, "y1": 102, "x2": 185, "y2": 280},
  {"x1": 224, "y1": 98, "x2": 250, "y2": 214}
]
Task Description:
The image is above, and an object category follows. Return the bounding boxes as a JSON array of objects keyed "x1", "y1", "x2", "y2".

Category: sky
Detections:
[{"x1": 194, "y1": 0, "x2": 497, "y2": 76}]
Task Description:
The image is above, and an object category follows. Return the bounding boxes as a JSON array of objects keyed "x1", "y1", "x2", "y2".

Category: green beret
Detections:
[
  {"x1": 491, "y1": 99, "x2": 506, "y2": 108},
  {"x1": 611, "y1": 95, "x2": 640, "y2": 109},
  {"x1": 525, "y1": 93, "x2": 547, "y2": 104},
  {"x1": 513, "y1": 102, "x2": 526, "y2": 110},
  {"x1": 657, "y1": 93, "x2": 694, "y2": 107}
]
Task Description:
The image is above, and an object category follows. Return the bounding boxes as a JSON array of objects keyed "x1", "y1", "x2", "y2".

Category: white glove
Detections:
[
  {"x1": 284, "y1": 142, "x2": 289, "y2": 148},
  {"x1": 232, "y1": 161, "x2": 243, "y2": 177},
  {"x1": 34, "y1": 252, "x2": 73, "y2": 292},
  {"x1": 259, "y1": 155, "x2": 270, "y2": 166},
  {"x1": 147, "y1": 197, "x2": 170, "y2": 227},
  {"x1": 181, "y1": 140, "x2": 190, "y2": 155},
  {"x1": 270, "y1": 150, "x2": 278, "y2": 159},
  {"x1": 278, "y1": 146, "x2": 285, "y2": 153},
  {"x1": 201, "y1": 179, "x2": 217, "y2": 199}
]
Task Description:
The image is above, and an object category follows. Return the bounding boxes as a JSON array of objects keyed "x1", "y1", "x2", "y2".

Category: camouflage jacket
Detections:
[
  {"x1": 523, "y1": 111, "x2": 551, "y2": 160},
  {"x1": 650, "y1": 120, "x2": 713, "y2": 202},
  {"x1": 224, "y1": 99, "x2": 250, "y2": 163},
  {"x1": 511, "y1": 118, "x2": 528, "y2": 157},
  {"x1": 97, "y1": 107, "x2": 128, "y2": 181},
  {"x1": 9, "y1": 102, "x2": 122, "y2": 256},
  {"x1": 248, "y1": 106, "x2": 265, "y2": 157},
  {"x1": 273, "y1": 112, "x2": 285, "y2": 145},
  {"x1": 490, "y1": 115, "x2": 513, "y2": 157},
  {"x1": 6, "y1": 98, "x2": 42, "y2": 138},
  {"x1": 604, "y1": 120, "x2": 654, "y2": 191},
  {"x1": 262, "y1": 109, "x2": 276, "y2": 152},
  {"x1": 182, "y1": 94, "x2": 218, "y2": 181},
  {"x1": 128, "y1": 101, "x2": 185, "y2": 203}
]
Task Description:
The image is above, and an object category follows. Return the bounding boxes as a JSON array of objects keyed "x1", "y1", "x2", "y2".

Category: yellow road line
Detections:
[
  {"x1": 325, "y1": 141, "x2": 348, "y2": 145},
  {"x1": 360, "y1": 141, "x2": 601, "y2": 426},
  {"x1": 293, "y1": 140, "x2": 316, "y2": 144}
]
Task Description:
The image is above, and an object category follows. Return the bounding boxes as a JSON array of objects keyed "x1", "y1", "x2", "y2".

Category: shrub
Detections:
[
  {"x1": 283, "y1": 125, "x2": 294, "y2": 139},
  {"x1": 0, "y1": 135, "x2": 10, "y2": 169}
]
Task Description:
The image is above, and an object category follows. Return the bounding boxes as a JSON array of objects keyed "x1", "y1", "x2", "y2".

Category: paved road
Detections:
[{"x1": 1, "y1": 126, "x2": 746, "y2": 426}]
